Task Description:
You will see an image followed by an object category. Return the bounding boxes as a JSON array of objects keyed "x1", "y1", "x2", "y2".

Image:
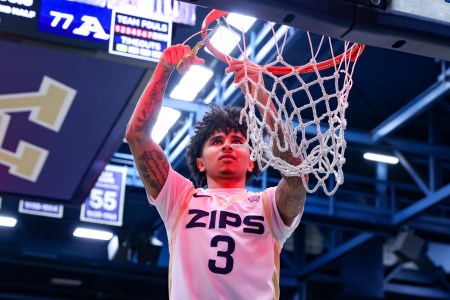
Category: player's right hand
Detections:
[{"x1": 160, "y1": 44, "x2": 205, "y2": 74}]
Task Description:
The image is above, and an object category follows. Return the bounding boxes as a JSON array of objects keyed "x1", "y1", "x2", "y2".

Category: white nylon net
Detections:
[{"x1": 231, "y1": 29, "x2": 363, "y2": 195}]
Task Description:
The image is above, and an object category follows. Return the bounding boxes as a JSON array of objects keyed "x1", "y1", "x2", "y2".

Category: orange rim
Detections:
[{"x1": 202, "y1": 9, "x2": 365, "y2": 75}]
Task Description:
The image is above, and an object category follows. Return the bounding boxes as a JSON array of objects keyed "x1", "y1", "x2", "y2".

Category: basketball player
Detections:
[{"x1": 125, "y1": 44, "x2": 307, "y2": 299}]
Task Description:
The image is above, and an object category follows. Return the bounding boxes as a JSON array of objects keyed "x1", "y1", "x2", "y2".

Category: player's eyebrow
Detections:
[
  {"x1": 230, "y1": 134, "x2": 246, "y2": 142},
  {"x1": 208, "y1": 133, "x2": 225, "y2": 140},
  {"x1": 231, "y1": 134, "x2": 247, "y2": 143}
]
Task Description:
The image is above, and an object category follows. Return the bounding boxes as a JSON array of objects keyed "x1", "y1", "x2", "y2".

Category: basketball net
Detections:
[{"x1": 198, "y1": 10, "x2": 365, "y2": 195}]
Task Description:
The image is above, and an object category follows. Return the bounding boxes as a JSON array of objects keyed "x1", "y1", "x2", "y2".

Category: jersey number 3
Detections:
[{"x1": 208, "y1": 235, "x2": 235, "y2": 274}]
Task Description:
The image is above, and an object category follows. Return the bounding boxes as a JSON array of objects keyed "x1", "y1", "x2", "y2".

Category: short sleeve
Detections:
[{"x1": 147, "y1": 167, "x2": 195, "y2": 230}]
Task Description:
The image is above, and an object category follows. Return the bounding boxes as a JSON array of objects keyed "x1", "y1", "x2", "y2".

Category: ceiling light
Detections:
[
  {"x1": 51, "y1": 278, "x2": 82, "y2": 287},
  {"x1": 363, "y1": 152, "x2": 399, "y2": 165},
  {"x1": 150, "y1": 236, "x2": 164, "y2": 247},
  {"x1": 205, "y1": 26, "x2": 241, "y2": 56},
  {"x1": 170, "y1": 85, "x2": 198, "y2": 101},
  {"x1": 0, "y1": 216, "x2": 17, "y2": 227},
  {"x1": 107, "y1": 235, "x2": 119, "y2": 261},
  {"x1": 73, "y1": 227, "x2": 113, "y2": 241},
  {"x1": 151, "y1": 106, "x2": 181, "y2": 143},
  {"x1": 226, "y1": 13, "x2": 256, "y2": 33},
  {"x1": 170, "y1": 65, "x2": 213, "y2": 101}
]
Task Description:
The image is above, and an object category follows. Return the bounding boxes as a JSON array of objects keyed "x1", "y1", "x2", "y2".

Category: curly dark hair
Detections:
[{"x1": 186, "y1": 105, "x2": 261, "y2": 187}]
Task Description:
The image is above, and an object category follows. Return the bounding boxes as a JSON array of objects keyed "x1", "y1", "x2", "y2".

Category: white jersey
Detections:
[{"x1": 148, "y1": 167, "x2": 302, "y2": 300}]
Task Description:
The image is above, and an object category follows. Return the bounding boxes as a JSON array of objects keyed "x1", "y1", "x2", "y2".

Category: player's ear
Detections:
[
  {"x1": 196, "y1": 158, "x2": 206, "y2": 172},
  {"x1": 247, "y1": 160, "x2": 255, "y2": 172}
]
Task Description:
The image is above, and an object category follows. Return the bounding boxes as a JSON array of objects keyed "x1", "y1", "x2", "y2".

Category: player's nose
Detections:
[
  {"x1": 222, "y1": 139, "x2": 234, "y2": 150},
  {"x1": 222, "y1": 142, "x2": 232, "y2": 150}
]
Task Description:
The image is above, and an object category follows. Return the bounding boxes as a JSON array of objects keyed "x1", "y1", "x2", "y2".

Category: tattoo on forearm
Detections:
[
  {"x1": 134, "y1": 80, "x2": 167, "y2": 135},
  {"x1": 136, "y1": 110, "x2": 158, "y2": 134},
  {"x1": 138, "y1": 149, "x2": 169, "y2": 192},
  {"x1": 278, "y1": 191, "x2": 300, "y2": 218},
  {"x1": 277, "y1": 179, "x2": 305, "y2": 223}
]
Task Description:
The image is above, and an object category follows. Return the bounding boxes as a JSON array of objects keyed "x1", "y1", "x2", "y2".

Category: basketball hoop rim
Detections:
[{"x1": 202, "y1": 9, "x2": 365, "y2": 75}]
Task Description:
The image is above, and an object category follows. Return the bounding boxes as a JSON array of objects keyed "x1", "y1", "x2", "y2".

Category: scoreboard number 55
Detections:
[{"x1": 89, "y1": 188, "x2": 118, "y2": 211}]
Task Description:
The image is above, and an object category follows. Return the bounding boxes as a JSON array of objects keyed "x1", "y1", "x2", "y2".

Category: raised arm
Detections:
[
  {"x1": 125, "y1": 45, "x2": 204, "y2": 199},
  {"x1": 226, "y1": 60, "x2": 307, "y2": 226}
]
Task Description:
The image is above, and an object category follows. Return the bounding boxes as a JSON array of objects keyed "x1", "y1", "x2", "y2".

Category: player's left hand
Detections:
[
  {"x1": 225, "y1": 59, "x2": 262, "y2": 87},
  {"x1": 226, "y1": 59, "x2": 267, "y2": 105}
]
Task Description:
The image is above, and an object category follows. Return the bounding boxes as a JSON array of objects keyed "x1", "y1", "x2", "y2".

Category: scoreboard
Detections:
[
  {"x1": 0, "y1": 0, "x2": 193, "y2": 62},
  {"x1": 0, "y1": 0, "x2": 39, "y2": 36},
  {"x1": 109, "y1": 10, "x2": 171, "y2": 62}
]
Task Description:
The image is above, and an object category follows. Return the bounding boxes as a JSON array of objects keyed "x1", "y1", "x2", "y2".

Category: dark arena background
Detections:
[{"x1": 0, "y1": 0, "x2": 449, "y2": 299}]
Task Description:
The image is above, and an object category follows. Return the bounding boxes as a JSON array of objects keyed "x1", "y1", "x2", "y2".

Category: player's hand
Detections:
[
  {"x1": 226, "y1": 59, "x2": 267, "y2": 103},
  {"x1": 225, "y1": 58, "x2": 262, "y2": 87},
  {"x1": 160, "y1": 44, "x2": 205, "y2": 74}
]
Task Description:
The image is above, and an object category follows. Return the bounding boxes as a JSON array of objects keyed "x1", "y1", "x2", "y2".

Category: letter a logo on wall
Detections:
[{"x1": 0, "y1": 76, "x2": 76, "y2": 182}]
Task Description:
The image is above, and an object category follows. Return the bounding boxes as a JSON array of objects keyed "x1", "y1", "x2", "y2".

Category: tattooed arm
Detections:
[
  {"x1": 125, "y1": 45, "x2": 204, "y2": 199},
  {"x1": 226, "y1": 60, "x2": 307, "y2": 226}
]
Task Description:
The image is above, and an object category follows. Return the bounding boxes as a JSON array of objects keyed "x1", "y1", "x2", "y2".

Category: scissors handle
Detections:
[{"x1": 176, "y1": 41, "x2": 203, "y2": 69}]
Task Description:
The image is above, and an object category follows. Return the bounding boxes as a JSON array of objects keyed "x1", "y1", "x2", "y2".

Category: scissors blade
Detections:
[
  {"x1": 201, "y1": 18, "x2": 223, "y2": 44},
  {"x1": 176, "y1": 18, "x2": 224, "y2": 69}
]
